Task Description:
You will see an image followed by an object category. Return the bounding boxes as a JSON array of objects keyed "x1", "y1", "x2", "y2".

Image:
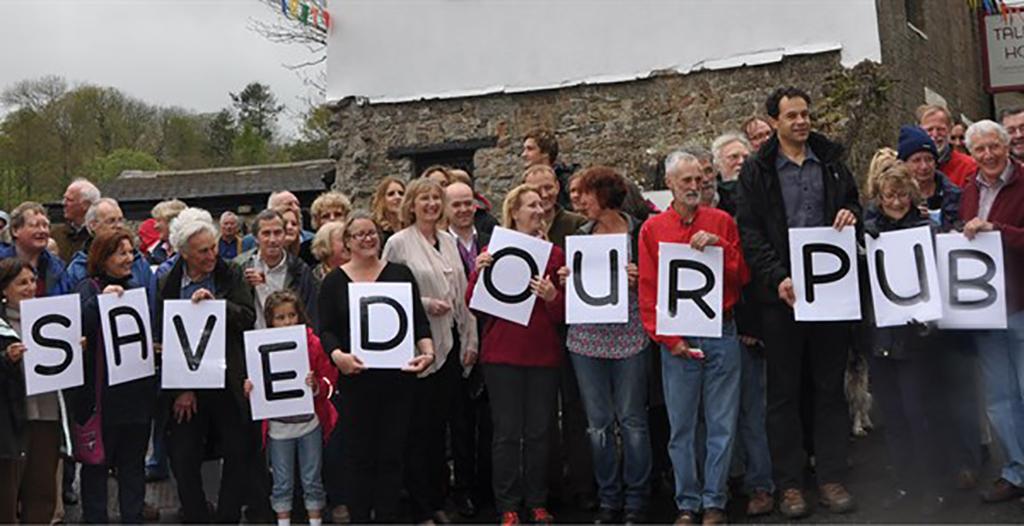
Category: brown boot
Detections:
[
  {"x1": 779, "y1": 488, "x2": 809, "y2": 519},
  {"x1": 981, "y1": 478, "x2": 1024, "y2": 503},
  {"x1": 746, "y1": 489, "x2": 774, "y2": 517},
  {"x1": 819, "y1": 483, "x2": 856, "y2": 513},
  {"x1": 702, "y1": 508, "x2": 727, "y2": 525}
]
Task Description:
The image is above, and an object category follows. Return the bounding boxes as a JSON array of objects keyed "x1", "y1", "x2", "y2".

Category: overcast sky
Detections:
[{"x1": 0, "y1": 0, "x2": 324, "y2": 138}]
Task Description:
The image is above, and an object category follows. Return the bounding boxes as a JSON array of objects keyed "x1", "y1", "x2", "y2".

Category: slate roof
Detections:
[{"x1": 100, "y1": 159, "x2": 336, "y2": 202}]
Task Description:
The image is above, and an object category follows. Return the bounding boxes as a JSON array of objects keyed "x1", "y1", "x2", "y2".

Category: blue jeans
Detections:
[
  {"x1": 976, "y1": 310, "x2": 1024, "y2": 486},
  {"x1": 661, "y1": 321, "x2": 741, "y2": 512},
  {"x1": 268, "y1": 425, "x2": 326, "y2": 514},
  {"x1": 733, "y1": 342, "x2": 774, "y2": 494},
  {"x1": 570, "y1": 350, "x2": 651, "y2": 512}
]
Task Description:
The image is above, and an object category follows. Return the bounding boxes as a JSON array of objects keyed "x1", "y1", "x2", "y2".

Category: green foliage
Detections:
[
  {"x1": 0, "y1": 76, "x2": 328, "y2": 205},
  {"x1": 84, "y1": 148, "x2": 162, "y2": 182}
]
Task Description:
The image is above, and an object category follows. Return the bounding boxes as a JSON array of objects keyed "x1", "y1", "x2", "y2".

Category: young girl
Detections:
[{"x1": 245, "y1": 290, "x2": 338, "y2": 526}]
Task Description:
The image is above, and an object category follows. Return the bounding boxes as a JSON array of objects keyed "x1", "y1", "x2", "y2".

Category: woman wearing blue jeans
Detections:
[{"x1": 558, "y1": 167, "x2": 651, "y2": 523}]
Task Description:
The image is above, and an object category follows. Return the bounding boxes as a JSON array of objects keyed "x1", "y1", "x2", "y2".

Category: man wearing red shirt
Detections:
[
  {"x1": 918, "y1": 104, "x2": 977, "y2": 188},
  {"x1": 638, "y1": 150, "x2": 749, "y2": 525}
]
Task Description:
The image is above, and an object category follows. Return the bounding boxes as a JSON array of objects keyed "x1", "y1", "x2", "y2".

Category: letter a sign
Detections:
[{"x1": 348, "y1": 282, "x2": 415, "y2": 369}]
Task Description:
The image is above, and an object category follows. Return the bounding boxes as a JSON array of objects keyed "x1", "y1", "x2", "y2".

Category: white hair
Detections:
[
  {"x1": 70, "y1": 178, "x2": 101, "y2": 205},
  {"x1": 219, "y1": 211, "x2": 238, "y2": 222},
  {"x1": 169, "y1": 207, "x2": 218, "y2": 254},
  {"x1": 664, "y1": 150, "x2": 701, "y2": 175},
  {"x1": 84, "y1": 197, "x2": 120, "y2": 231},
  {"x1": 267, "y1": 191, "x2": 296, "y2": 208},
  {"x1": 711, "y1": 133, "x2": 751, "y2": 170},
  {"x1": 965, "y1": 120, "x2": 1010, "y2": 151}
]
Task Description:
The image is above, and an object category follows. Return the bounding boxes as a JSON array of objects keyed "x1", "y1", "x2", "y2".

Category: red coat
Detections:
[
  {"x1": 940, "y1": 149, "x2": 978, "y2": 188},
  {"x1": 467, "y1": 245, "x2": 566, "y2": 368},
  {"x1": 260, "y1": 327, "x2": 339, "y2": 447},
  {"x1": 959, "y1": 161, "x2": 1024, "y2": 312}
]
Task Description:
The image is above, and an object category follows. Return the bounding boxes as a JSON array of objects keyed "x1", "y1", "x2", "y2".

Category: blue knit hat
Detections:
[{"x1": 897, "y1": 125, "x2": 938, "y2": 161}]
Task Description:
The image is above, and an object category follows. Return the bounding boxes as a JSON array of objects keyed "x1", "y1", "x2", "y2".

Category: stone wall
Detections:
[{"x1": 331, "y1": 52, "x2": 849, "y2": 205}]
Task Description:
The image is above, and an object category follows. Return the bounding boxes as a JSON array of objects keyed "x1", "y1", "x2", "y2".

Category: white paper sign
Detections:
[
  {"x1": 656, "y1": 242, "x2": 723, "y2": 338},
  {"x1": 936, "y1": 232, "x2": 1007, "y2": 330},
  {"x1": 348, "y1": 282, "x2": 415, "y2": 369},
  {"x1": 98, "y1": 288, "x2": 155, "y2": 386},
  {"x1": 788, "y1": 227, "x2": 861, "y2": 321},
  {"x1": 866, "y1": 226, "x2": 942, "y2": 327},
  {"x1": 161, "y1": 300, "x2": 227, "y2": 389},
  {"x1": 566, "y1": 234, "x2": 629, "y2": 324},
  {"x1": 469, "y1": 227, "x2": 553, "y2": 326},
  {"x1": 21, "y1": 294, "x2": 83, "y2": 396},
  {"x1": 244, "y1": 325, "x2": 314, "y2": 420}
]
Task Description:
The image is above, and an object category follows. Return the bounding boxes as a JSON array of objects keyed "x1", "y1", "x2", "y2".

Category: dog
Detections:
[{"x1": 845, "y1": 351, "x2": 873, "y2": 437}]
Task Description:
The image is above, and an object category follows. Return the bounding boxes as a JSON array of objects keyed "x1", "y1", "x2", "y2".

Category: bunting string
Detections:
[{"x1": 280, "y1": 0, "x2": 331, "y2": 31}]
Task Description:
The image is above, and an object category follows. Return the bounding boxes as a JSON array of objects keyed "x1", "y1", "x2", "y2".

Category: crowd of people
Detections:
[{"x1": 0, "y1": 84, "x2": 1022, "y2": 526}]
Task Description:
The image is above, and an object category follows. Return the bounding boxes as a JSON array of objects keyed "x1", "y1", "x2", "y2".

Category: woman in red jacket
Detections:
[{"x1": 467, "y1": 184, "x2": 564, "y2": 525}]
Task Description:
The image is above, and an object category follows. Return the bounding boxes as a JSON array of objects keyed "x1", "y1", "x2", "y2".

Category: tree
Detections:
[
  {"x1": 232, "y1": 124, "x2": 271, "y2": 165},
  {"x1": 84, "y1": 148, "x2": 161, "y2": 182},
  {"x1": 230, "y1": 82, "x2": 284, "y2": 142},
  {"x1": 251, "y1": 1, "x2": 327, "y2": 95},
  {"x1": 205, "y1": 109, "x2": 237, "y2": 166},
  {"x1": 285, "y1": 104, "x2": 332, "y2": 160}
]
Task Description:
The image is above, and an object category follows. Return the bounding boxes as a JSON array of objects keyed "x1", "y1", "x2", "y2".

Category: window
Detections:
[{"x1": 388, "y1": 137, "x2": 497, "y2": 178}]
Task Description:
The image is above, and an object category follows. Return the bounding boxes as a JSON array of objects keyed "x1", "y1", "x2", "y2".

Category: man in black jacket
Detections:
[
  {"x1": 735, "y1": 87, "x2": 861, "y2": 519},
  {"x1": 156, "y1": 209, "x2": 266, "y2": 523}
]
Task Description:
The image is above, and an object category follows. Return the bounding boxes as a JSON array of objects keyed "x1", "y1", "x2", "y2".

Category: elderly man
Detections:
[
  {"x1": 736, "y1": 87, "x2": 861, "y2": 519},
  {"x1": 58, "y1": 198, "x2": 153, "y2": 295},
  {"x1": 0, "y1": 202, "x2": 66, "y2": 295},
  {"x1": 958, "y1": 120, "x2": 1024, "y2": 503},
  {"x1": 155, "y1": 208, "x2": 261, "y2": 523},
  {"x1": 638, "y1": 151, "x2": 750, "y2": 524},
  {"x1": 52, "y1": 178, "x2": 100, "y2": 262},
  {"x1": 242, "y1": 191, "x2": 314, "y2": 252},
  {"x1": 710, "y1": 133, "x2": 752, "y2": 216},
  {"x1": 918, "y1": 105, "x2": 977, "y2": 188},
  {"x1": 1000, "y1": 107, "x2": 1024, "y2": 163},
  {"x1": 217, "y1": 212, "x2": 243, "y2": 262},
  {"x1": 234, "y1": 208, "x2": 318, "y2": 330}
]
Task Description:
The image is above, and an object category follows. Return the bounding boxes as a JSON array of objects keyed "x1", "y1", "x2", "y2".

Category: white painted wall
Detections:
[{"x1": 327, "y1": 0, "x2": 881, "y2": 104}]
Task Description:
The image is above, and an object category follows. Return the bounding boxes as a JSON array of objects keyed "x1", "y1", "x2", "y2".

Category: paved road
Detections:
[{"x1": 65, "y1": 427, "x2": 1022, "y2": 523}]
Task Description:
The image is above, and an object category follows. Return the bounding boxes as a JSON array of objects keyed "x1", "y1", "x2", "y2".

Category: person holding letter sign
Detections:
[
  {"x1": 735, "y1": 87, "x2": 861, "y2": 518},
  {"x1": 637, "y1": 150, "x2": 749, "y2": 525},
  {"x1": 383, "y1": 178, "x2": 479, "y2": 525},
  {"x1": 155, "y1": 208, "x2": 262, "y2": 523},
  {"x1": 318, "y1": 211, "x2": 434, "y2": 524},
  {"x1": 69, "y1": 226, "x2": 157, "y2": 524},
  {"x1": 0, "y1": 259, "x2": 65, "y2": 524},
  {"x1": 862, "y1": 151, "x2": 955, "y2": 514},
  {"x1": 556, "y1": 166, "x2": 651, "y2": 524},
  {"x1": 467, "y1": 184, "x2": 565, "y2": 526},
  {"x1": 959, "y1": 120, "x2": 1024, "y2": 503},
  {"x1": 244, "y1": 291, "x2": 337, "y2": 526}
]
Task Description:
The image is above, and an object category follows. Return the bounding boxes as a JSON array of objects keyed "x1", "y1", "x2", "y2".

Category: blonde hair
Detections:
[
  {"x1": 399, "y1": 178, "x2": 446, "y2": 228},
  {"x1": 916, "y1": 104, "x2": 952, "y2": 126},
  {"x1": 371, "y1": 177, "x2": 405, "y2": 232},
  {"x1": 311, "y1": 220, "x2": 346, "y2": 263},
  {"x1": 865, "y1": 148, "x2": 921, "y2": 203},
  {"x1": 151, "y1": 199, "x2": 187, "y2": 223},
  {"x1": 502, "y1": 184, "x2": 542, "y2": 230},
  {"x1": 310, "y1": 191, "x2": 352, "y2": 230}
]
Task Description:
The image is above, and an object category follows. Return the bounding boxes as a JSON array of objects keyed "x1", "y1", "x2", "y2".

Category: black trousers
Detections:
[
  {"x1": 452, "y1": 367, "x2": 493, "y2": 502},
  {"x1": 547, "y1": 354, "x2": 595, "y2": 501},
  {"x1": 341, "y1": 370, "x2": 415, "y2": 523},
  {"x1": 166, "y1": 390, "x2": 251, "y2": 524},
  {"x1": 486, "y1": 364, "x2": 560, "y2": 512},
  {"x1": 762, "y1": 303, "x2": 850, "y2": 489},
  {"x1": 324, "y1": 392, "x2": 348, "y2": 508},
  {"x1": 80, "y1": 422, "x2": 150, "y2": 524},
  {"x1": 405, "y1": 349, "x2": 461, "y2": 521},
  {"x1": 870, "y1": 353, "x2": 950, "y2": 493}
]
